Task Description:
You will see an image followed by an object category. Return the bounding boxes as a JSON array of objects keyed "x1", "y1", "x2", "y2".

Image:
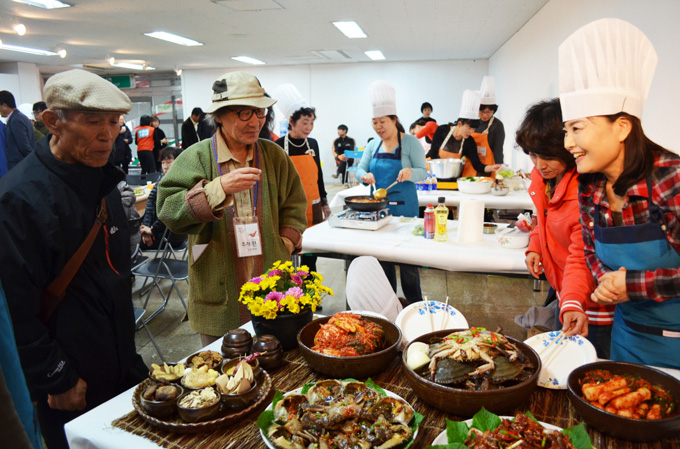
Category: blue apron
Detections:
[
  {"x1": 594, "y1": 178, "x2": 680, "y2": 368},
  {"x1": 368, "y1": 133, "x2": 418, "y2": 217}
]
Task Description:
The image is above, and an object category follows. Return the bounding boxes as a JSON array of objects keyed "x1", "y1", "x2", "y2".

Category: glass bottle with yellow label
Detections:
[{"x1": 435, "y1": 196, "x2": 448, "y2": 242}]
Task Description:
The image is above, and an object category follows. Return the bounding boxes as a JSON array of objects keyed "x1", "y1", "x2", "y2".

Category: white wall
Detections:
[
  {"x1": 0, "y1": 62, "x2": 43, "y2": 107},
  {"x1": 490, "y1": 0, "x2": 680, "y2": 171},
  {"x1": 182, "y1": 60, "x2": 488, "y2": 183}
]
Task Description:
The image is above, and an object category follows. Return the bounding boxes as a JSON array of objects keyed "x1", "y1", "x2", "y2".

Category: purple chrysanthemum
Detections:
[
  {"x1": 290, "y1": 274, "x2": 303, "y2": 287},
  {"x1": 284, "y1": 287, "x2": 303, "y2": 298}
]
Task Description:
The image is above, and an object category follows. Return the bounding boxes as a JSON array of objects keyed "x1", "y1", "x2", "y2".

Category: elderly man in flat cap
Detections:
[
  {"x1": 158, "y1": 71, "x2": 307, "y2": 346},
  {"x1": 0, "y1": 69, "x2": 147, "y2": 449}
]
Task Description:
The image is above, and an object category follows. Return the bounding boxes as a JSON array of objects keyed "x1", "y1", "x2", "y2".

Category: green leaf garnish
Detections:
[
  {"x1": 470, "y1": 407, "x2": 502, "y2": 432},
  {"x1": 446, "y1": 418, "x2": 470, "y2": 444},
  {"x1": 300, "y1": 382, "x2": 315, "y2": 395},
  {"x1": 365, "y1": 378, "x2": 386, "y2": 396},
  {"x1": 562, "y1": 422, "x2": 592, "y2": 449},
  {"x1": 256, "y1": 390, "x2": 284, "y2": 431}
]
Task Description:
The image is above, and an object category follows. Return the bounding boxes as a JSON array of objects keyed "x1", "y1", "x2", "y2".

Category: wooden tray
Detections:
[{"x1": 132, "y1": 370, "x2": 272, "y2": 434}]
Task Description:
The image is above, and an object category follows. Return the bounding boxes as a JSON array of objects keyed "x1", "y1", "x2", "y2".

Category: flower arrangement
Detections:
[{"x1": 239, "y1": 260, "x2": 334, "y2": 320}]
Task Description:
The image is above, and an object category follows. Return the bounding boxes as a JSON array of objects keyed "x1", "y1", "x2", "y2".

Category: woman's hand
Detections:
[
  {"x1": 562, "y1": 311, "x2": 589, "y2": 337},
  {"x1": 360, "y1": 173, "x2": 376, "y2": 185},
  {"x1": 140, "y1": 225, "x2": 154, "y2": 247},
  {"x1": 397, "y1": 167, "x2": 412, "y2": 182},
  {"x1": 592, "y1": 267, "x2": 629, "y2": 304},
  {"x1": 322, "y1": 205, "x2": 332, "y2": 221},
  {"x1": 484, "y1": 163, "x2": 503, "y2": 173},
  {"x1": 525, "y1": 251, "x2": 543, "y2": 279},
  {"x1": 220, "y1": 167, "x2": 261, "y2": 195}
]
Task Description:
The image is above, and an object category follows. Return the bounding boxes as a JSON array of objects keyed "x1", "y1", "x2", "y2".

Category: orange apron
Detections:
[
  {"x1": 284, "y1": 136, "x2": 322, "y2": 225},
  {"x1": 468, "y1": 116, "x2": 496, "y2": 177}
]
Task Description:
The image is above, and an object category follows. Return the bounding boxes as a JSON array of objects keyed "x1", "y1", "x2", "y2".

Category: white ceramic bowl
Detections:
[
  {"x1": 495, "y1": 227, "x2": 529, "y2": 249},
  {"x1": 457, "y1": 177, "x2": 492, "y2": 194},
  {"x1": 504, "y1": 176, "x2": 527, "y2": 191}
]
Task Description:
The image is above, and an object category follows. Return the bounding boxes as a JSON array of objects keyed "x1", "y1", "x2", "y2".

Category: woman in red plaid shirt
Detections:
[{"x1": 560, "y1": 19, "x2": 680, "y2": 369}]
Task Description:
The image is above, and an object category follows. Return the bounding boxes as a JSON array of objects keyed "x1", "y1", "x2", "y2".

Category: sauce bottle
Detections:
[
  {"x1": 435, "y1": 196, "x2": 448, "y2": 241},
  {"x1": 424, "y1": 204, "x2": 435, "y2": 239}
]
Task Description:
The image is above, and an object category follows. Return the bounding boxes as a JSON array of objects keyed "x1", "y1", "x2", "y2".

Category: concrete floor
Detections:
[{"x1": 134, "y1": 182, "x2": 548, "y2": 366}]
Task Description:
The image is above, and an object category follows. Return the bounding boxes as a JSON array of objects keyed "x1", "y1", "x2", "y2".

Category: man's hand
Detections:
[
  {"x1": 220, "y1": 167, "x2": 261, "y2": 195},
  {"x1": 322, "y1": 205, "x2": 332, "y2": 221},
  {"x1": 525, "y1": 252, "x2": 543, "y2": 279},
  {"x1": 338, "y1": 154, "x2": 347, "y2": 162},
  {"x1": 562, "y1": 311, "x2": 588, "y2": 337},
  {"x1": 48, "y1": 378, "x2": 87, "y2": 411},
  {"x1": 140, "y1": 225, "x2": 154, "y2": 247},
  {"x1": 119, "y1": 126, "x2": 126, "y2": 134},
  {"x1": 592, "y1": 267, "x2": 629, "y2": 304}
]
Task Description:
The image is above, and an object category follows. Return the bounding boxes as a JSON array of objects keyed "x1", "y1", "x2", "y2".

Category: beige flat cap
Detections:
[{"x1": 44, "y1": 69, "x2": 132, "y2": 113}]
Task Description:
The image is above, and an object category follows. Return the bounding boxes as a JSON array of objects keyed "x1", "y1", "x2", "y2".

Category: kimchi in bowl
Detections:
[{"x1": 297, "y1": 313, "x2": 402, "y2": 379}]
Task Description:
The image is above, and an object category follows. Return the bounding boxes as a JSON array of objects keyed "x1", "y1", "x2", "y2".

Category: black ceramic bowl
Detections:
[
  {"x1": 176, "y1": 387, "x2": 221, "y2": 423},
  {"x1": 401, "y1": 329, "x2": 540, "y2": 417},
  {"x1": 221, "y1": 356, "x2": 261, "y2": 379},
  {"x1": 297, "y1": 315, "x2": 401, "y2": 379},
  {"x1": 220, "y1": 379, "x2": 259, "y2": 411},
  {"x1": 567, "y1": 361, "x2": 680, "y2": 442},
  {"x1": 185, "y1": 350, "x2": 223, "y2": 370},
  {"x1": 139, "y1": 382, "x2": 184, "y2": 419}
]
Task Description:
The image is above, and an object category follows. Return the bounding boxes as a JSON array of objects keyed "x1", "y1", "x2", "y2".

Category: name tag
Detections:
[
  {"x1": 477, "y1": 146, "x2": 487, "y2": 157},
  {"x1": 234, "y1": 216, "x2": 262, "y2": 257}
]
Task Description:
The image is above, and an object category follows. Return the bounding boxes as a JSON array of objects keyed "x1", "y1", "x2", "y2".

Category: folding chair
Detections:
[
  {"x1": 343, "y1": 149, "x2": 363, "y2": 186},
  {"x1": 132, "y1": 227, "x2": 188, "y2": 325},
  {"x1": 126, "y1": 172, "x2": 162, "y2": 186},
  {"x1": 133, "y1": 306, "x2": 166, "y2": 362}
]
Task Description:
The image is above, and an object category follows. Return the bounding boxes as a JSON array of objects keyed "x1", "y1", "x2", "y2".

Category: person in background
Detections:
[
  {"x1": 0, "y1": 121, "x2": 7, "y2": 178},
  {"x1": 151, "y1": 116, "x2": 168, "y2": 171},
  {"x1": 0, "y1": 69, "x2": 147, "y2": 449},
  {"x1": 517, "y1": 98, "x2": 614, "y2": 358},
  {"x1": 331, "y1": 124, "x2": 356, "y2": 182},
  {"x1": 418, "y1": 101, "x2": 436, "y2": 124},
  {"x1": 427, "y1": 90, "x2": 502, "y2": 177},
  {"x1": 135, "y1": 115, "x2": 158, "y2": 174},
  {"x1": 473, "y1": 76, "x2": 506, "y2": 164},
  {"x1": 258, "y1": 96, "x2": 278, "y2": 141},
  {"x1": 415, "y1": 119, "x2": 437, "y2": 154},
  {"x1": 17, "y1": 104, "x2": 45, "y2": 143},
  {"x1": 0, "y1": 90, "x2": 35, "y2": 171},
  {"x1": 140, "y1": 146, "x2": 186, "y2": 250},
  {"x1": 112, "y1": 114, "x2": 132, "y2": 173},
  {"x1": 356, "y1": 80, "x2": 427, "y2": 304},
  {"x1": 181, "y1": 107, "x2": 202, "y2": 149},
  {"x1": 0, "y1": 281, "x2": 43, "y2": 449},
  {"x1": 561, "y1": 19, "x2": 680, "y2": 369},
  {"x1": 32, "y1": 101, "x2": 48, "y2": 137},
  {"x1": 274, "y1": 84, "x2": 330, "y2": 273},
  {"x1": 157, "y1": 72, "x2": 307, "y2": 346}
]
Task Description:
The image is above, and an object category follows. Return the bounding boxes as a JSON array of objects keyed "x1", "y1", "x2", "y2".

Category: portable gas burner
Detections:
[{"x1": 328, "y1": 209, "x2": 392, "y2": 230}]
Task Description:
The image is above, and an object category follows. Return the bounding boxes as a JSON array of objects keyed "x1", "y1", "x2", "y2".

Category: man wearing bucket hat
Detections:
[
  {"x1": 0, "y1": 69, "x2": 148, "y2": 449},
  {"x1": 561, "y1": 19, "x2": 680, "y2": 369},
  {"x1": 157, "y1": 72, "x2": 307, "y2": 345}
]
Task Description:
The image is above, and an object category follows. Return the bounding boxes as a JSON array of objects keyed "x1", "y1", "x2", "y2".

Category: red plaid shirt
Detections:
[{"x1": 579, "y1": 151, "x2": 680, "y2": 302}]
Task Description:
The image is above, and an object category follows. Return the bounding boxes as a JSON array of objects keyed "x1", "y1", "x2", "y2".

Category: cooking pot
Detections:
[
  {"x1": 344, "y1": 195, "x2": 389, "y2": 212},
  {"x1": 428, "y1": 158, "x2": 464, "y2": 179}
]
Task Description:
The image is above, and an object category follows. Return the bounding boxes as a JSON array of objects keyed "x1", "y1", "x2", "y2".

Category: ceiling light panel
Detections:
[
  {"x1": 12, "y1": 0, "x2": 70, "y2": 9},
  {"x1": 0, "y1": 43, "x2": 57, "y2": 56},
  {"x1": 333, "y1": 21, "x2": 367, "y2": 39},
  {"x1": 144, "y1": 31, "x2": 203, "y2": 46},
  {"x1": 232, "y1": 56, "x2": 265, "y2": 65},
  {"x1": 211, "y1": 0, "x2": 283, "y2": 12},
  {"x1": 365, "y1": 50, "x2": 385, "y2": 61}
]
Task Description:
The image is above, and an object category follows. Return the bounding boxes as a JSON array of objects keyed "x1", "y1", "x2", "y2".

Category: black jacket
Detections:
[
  {"x1": 113, "y1": 125, "x2": 133, "y2": 165},
  {"x1": 181, "y1": 117, "x2": 199, "y2": 149},
  {"x1": 0, "y1": 136, "x2": 146, "y2": 405}
]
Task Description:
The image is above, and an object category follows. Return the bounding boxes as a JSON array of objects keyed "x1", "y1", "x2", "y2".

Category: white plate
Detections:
[
  {"x1": 431, "y1": 416, "x2": 562, "y2": 445},
  {"x1": 260, "y1": 383, "x2": 417, "y2": 449},
  {"x1": 524, "y1": 331, "x2": 597, "y2": 389},
  {"x1": 395, "y1": 300, "x2": 468, "y2": 346}
]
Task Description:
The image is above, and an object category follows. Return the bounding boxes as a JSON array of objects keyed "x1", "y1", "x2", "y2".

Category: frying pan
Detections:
[{"x1": 344, "y1": 195, "x2": 389, "y2": 212}]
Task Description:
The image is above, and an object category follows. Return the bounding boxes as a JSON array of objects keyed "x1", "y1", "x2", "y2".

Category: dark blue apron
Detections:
[
  {"x1": 368, "y1": 133, "x2": 418, "y2": 217},
  {"x1": 594, "y1": 178, "x2": 680, "y2": 368}
]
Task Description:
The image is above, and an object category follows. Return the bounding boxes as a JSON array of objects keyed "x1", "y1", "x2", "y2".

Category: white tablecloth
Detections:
[
  {"x1": 302, "y1": 218, "x2": 527, "y2": 274},
  {"x1": 328, "y1": 184, "x2": 535, "y2": 211}
]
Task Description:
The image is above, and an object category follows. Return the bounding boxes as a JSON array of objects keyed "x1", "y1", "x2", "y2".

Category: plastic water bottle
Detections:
[
  {"x1": 424, "y1": 204, "x2": 435, "y2": 239},
  {"x1": 435, "y1": 196, "x2": 448, "y2": 242},
  {"x1": 431, "y1": 175, "x2": 438, "y2": 191},
  {"x1": 425, "y1": 175, "x2": 432, "y2": 192}
]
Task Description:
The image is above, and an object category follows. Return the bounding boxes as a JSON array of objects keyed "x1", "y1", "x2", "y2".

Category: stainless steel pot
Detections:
[{"x1": 428, "y1": 158, "x2": 464, "y2": 179}]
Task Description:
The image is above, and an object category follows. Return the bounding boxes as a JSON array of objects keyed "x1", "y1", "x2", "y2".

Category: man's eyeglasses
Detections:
[{"x1": 231, "y1": 108, "x2": 267, "y2": 121}]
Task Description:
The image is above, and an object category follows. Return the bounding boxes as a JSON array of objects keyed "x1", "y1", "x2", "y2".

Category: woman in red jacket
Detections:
[{"x1": 516, "y1": 99, "x2": 614, "y2": 358}]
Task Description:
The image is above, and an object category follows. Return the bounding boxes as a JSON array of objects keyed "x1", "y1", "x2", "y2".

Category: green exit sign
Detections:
[{"x1": 103, "y1": 75, "x2": 134, "y2": 89}]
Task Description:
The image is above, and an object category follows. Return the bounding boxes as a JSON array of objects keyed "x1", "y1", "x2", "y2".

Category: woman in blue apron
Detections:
[
  {"x1": 560, "y1": 19, "x2": 680, "y2": 369},
  {"x1": 356, "y1": 80, "x2": 428, "y2": 304}
]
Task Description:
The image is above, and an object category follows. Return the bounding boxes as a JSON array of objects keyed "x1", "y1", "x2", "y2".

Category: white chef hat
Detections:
[
  {"x1": 559, "y1": 18, "x2": 658, "y2": 122},
  {"x1": 479, "y1": 76, "x2": 496, "y2": 105},
  {"x1": 369, "y1": 80, "x2": 397, "y2": 118},
  {"x1": 458, "y1": 90, "x2": 481, "y2": 120},
  {"x1": 272, "y1": 83, "x2": 309, "y2": 119}
]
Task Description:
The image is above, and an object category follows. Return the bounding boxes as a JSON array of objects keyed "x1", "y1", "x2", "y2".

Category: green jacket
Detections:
[{"x1": 157, "y1": 138, "x2": 307, "y2": 336}]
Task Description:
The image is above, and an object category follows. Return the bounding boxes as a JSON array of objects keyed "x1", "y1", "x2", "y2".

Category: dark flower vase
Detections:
[{"x1": 250, "y1": 309, "x2": 313, "y2": 351}]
